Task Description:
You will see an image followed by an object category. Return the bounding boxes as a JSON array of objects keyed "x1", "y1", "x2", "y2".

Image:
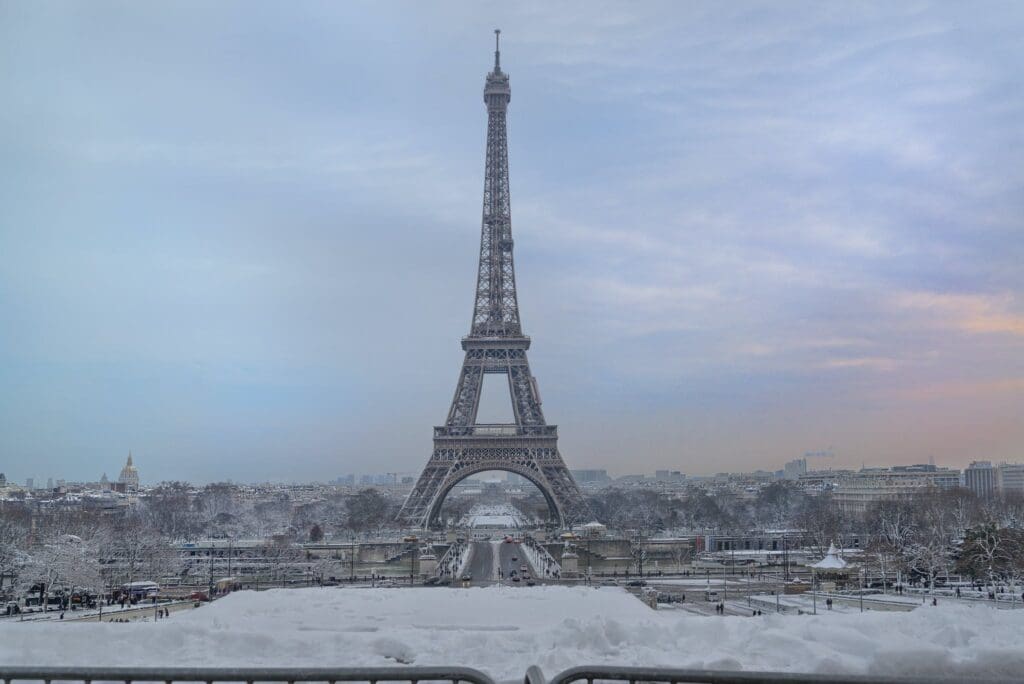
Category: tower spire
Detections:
[{"x1": 494, "y1": 28, "x2": 501, "y2": 71}]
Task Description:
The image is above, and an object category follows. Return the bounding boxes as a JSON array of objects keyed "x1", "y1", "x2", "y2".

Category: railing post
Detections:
[{"x1": 524, "y1": 665, "x2": 545, "y2": 684}]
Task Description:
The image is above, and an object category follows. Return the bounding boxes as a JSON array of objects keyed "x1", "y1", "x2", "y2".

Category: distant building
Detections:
[
  {"x1": 996, "y1": 463, "x2": 1024, "y2": 495},
  {"x1": 118, "y1": 452, "x2": 140, "y2": 491},
  {"x1": 832, "y1": 465, "x2": 961, "y2": 515},
  {"x1": 571, "y1": 469, "x2": 611, "y2": 484},
  {"x1": 964, "y1": 461, "x2": 996, "y2": 499},
  {"x1": 0, "y1": 472, "x2": 5, "y2": 486},
  {"x1": 25, "y1": 477, "x2": 34, "y2": 490},
  {"x1": 654, "y1": 470, "x2": 686, "y2": 482},
  {"x1": 783, "y1": 458, "x2": 807, "y2": 480}
]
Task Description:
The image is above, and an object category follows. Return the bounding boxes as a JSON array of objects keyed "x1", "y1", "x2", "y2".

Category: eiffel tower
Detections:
[{"x1": 398, "y1": 31, "x2": 588, "y2": 529}]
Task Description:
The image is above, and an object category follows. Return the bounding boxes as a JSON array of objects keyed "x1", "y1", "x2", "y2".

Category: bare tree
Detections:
[
  {"x1": 956, "y1": 521, "x2": 1023, "y2": 593},
  {"x1": 144, "y1": 481, "x2": 199, "y2": 540},
  {"x1": 795, "y1": 494, "x2": 843, "y2": 555}
]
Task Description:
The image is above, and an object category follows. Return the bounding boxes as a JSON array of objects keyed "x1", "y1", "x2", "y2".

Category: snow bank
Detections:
[{"x1": 1, "y1": 586, "x2": 1022, "y2": 681}]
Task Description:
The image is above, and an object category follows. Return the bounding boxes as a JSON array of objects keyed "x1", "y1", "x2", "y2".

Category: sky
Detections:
[{"x1": 1, "y1": 1, "x2": 1023, "y2": 484}]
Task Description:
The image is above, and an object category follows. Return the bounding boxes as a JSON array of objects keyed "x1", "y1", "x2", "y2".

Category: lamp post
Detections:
[
  {"x1": 860, "y1": 567, "x2": 865, "y2": 613},
  {"x1": 409, "y1": 544, "x2": 417, "y2": 586},
  {"x1": 349, "y1": 534, "x2": 356, "y2": 582},
  {"x1": 747, "y1": 569, "x2": 751, "y2": 607},
  {"x1": 587, "y1": 534, "x2": 592, "y2": 584},
  {"x1": 207, "y1": 543, "x2": 214, "y2": 600},
  {"x1": 812, "y1": 567, "x2": 817, "y2": 615},
  {"x1": 783, "y1": 535, "x2": 790, "y2": 581}
]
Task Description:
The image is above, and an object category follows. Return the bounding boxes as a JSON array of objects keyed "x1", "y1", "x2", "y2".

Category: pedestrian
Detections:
[
  {"x1": 932, "y1": 597, "x2": 937, "y2": 606},
  {"x1": 955, "y1": 587, "x2": 961, "y2": 598}
]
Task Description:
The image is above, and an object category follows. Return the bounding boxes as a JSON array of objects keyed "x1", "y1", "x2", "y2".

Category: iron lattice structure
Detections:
[{"x1": 398, "y1": 32, "x2": 588, "y2": 529}]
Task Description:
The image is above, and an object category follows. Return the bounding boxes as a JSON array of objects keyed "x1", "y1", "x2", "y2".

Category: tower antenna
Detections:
[{"x1": 494, "y1": 28, "x2": 501, "y2": 71}]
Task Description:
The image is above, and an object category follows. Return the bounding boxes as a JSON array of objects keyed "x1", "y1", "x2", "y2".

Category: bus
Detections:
[{"x1": 118, "y1": 581, "x2": 160, "y2": 601}]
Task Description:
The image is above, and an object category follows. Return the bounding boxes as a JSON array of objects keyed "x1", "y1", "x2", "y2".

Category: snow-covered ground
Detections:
[
  {"x1": 462, "y1": 504, "x2": 523, "y2": 529},
  {"x1": 1, "y1": 586, "x2": 1022, "y2": 680}
]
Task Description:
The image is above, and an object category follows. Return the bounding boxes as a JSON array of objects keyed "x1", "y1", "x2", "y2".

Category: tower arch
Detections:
[{"x1": 425, "y1": 464, "x2": 560, "y2": 529}]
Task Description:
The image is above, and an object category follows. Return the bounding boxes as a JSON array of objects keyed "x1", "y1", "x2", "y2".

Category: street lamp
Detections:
[
  {"x1": 812, "y1": 567, "x2": 817, "y2": 615},
  {"x1": 349, "y1": 534, "x2": 356, "y2": 582},
  {"x1": 409, "y1": 544, "x2": 417, "y2": 585},
  {"x1": 783, "y1": 535, "x2": 790, "y2": 582},
  {"x1": 587, "y1": 534, "x2": 593, "y2": 584},
  {"x1": 860, "y1": 566, "x2": 865, "y2": 613}
]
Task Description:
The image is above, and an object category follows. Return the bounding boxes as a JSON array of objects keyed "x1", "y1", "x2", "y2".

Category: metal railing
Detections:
[
  {"x1": 0, "y1": 665, "x2": 1016, "y2": 684},
  {"x1": 0, "y1": 668, "x2": 494, "y2": 684},
  {"x1": 535, "y1": 665, "x2": 1019, "y2": 684},
  {"x1": 434, "y1": 425, "x2": 557, "y2": 438}
]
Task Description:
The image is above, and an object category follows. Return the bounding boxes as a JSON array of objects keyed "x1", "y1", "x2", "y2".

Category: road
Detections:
[{"x1": 463, "y1": 541, "x2": 539, "y2": 585}]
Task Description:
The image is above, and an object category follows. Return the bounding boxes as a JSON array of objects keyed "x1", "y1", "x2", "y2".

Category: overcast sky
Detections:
[{"x1": 2, "y1": 1, "x2": 1023, "y2": 484}]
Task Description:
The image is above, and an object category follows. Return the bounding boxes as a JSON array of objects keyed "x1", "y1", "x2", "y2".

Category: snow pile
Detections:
[{"x1": 1, "y1": 586, "x2": 1022, "y2": 680}]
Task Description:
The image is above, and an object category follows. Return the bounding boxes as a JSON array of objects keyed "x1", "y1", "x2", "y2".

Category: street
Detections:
[{"x1": 462, "y1": 541, "x2": 540, "y2": 585}]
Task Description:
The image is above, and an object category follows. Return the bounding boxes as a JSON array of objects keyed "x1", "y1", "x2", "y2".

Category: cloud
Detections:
[
  {"x1": 820, "y1": 357, "x2": 901, "y2": 372},
  {"x1": 894, "y1": 291, "x2": 1024, "y2": 337}
]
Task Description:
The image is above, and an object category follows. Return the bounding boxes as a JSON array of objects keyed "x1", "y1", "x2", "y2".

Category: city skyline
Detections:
[{"x1": 2, "y1": 2, "x2": 1023, "y2": 483}]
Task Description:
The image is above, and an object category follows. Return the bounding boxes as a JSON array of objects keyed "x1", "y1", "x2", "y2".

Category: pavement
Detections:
[
  {"x1": 5, "y1": 599, "x2": 200, "y2": 623},
  {"x1": 71, "y1": 599, "x2": 200, "y2": 622}
]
